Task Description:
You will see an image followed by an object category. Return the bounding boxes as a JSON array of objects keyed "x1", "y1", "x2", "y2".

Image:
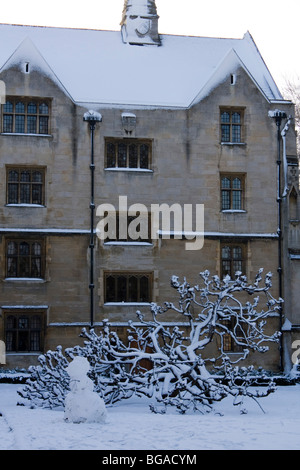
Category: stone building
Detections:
[{"x1": 0, "y1": 0, "x2": 298, "y2": 372}]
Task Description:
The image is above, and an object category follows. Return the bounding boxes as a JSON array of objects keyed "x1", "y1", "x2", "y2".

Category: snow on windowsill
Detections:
[
  {"x1": 1, "y1": 132, "x2": 52, "y2": 138},
  {"x1": 220, "y1": 142, "x2": 246, "y2": 146},
  {"x1": 4, "y1": 277, "x2": 45, "y2": 283},
  {"x1": 105, "y1": 168, "x2": 153, "y2": 173},
  {"x1": 104, "y1": 241, "x2": 153, "y2": 246},
  {"x1": 221, "y1": 210, "x2": 247, "y2": 213},
  {"x1": 5, "y1": 352, "x2": 42, "y2": 356},
  {"x1": 104, "y1": 302, "x2": 151, "y2": 306},
  {"x1": 6, "y1": 204, "x2": 45, "y2": 208}
]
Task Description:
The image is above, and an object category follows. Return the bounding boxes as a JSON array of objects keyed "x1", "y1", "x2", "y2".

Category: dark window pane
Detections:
[
  {"x1": 222, "y1": 246, "x2": 231, "y2": 259},
  {"x1": 6, "y1": 315, "x2": 16, "y2": 329},
  {"x1": 140, "y1": 276, "x2": 149, "y2": 302},
  {"x1": 221, "y1": 191, "x2": 230, "y2": 210},
  {"x1": 221, "y1": 112, "x2": 230, "y2": 123},
  {"x1": 18, "y1": 331, "x2": 29, "y2": 351},
  {"x1": 106, "y1": 143, "x2": 116, "y2": 167},
  {"x1": 232, "y1": 125, "x2": 241, "y2": 143},
  {"x1": 106, "y1": 276, "x2": 115, "y2": 302},
  {"x1": 39, "y1": 116, "x2": 48, "y2": 134},
  {"x1": 31, "y1": 315, "x2": 41, "y2": 329},
  {"x1": 32, "y1": 242, "x2": 41, "y2": 256},
  {"x1": 19, "y1": 242, "x2": 30, "y2": 256},
  {"x1": 3, "y1": 115, "x2": 13, "y2": 132},
  {"x1": 221, "y1": 124, "x2": 230, "y2": 142},
  {"x1": 128, "y1": 276, "x2": 138, "y2": 302},
  {"x1": 39, "y1": 103, "x2": 49, "y2": 114},
  {"x1": 233, "y1": 247, "x2": 242, "y2": 259},
  {"x1": 30, "y1": 331, "x2": 40, "y2": 351},
  {"x1": 20, "y1": 184, "x2": 31, "y2": 204},
  {"x1": 117, "y1": 276, "x2": 127, "y2": 301},
  {"x1": 20, "y1": 171, "x2": 31, "y2": 182},
  {"x1": 32, "y1": 258, "x2": 41, "y2": 277},
  {"x1": 15, "y1": 115, "x2": 25, "y2": 133},
  {"x1": 27, "y1": 102, "x2": 37, "y2": 114},
  {"x1": 232, "y1": 177, "x2": 241, "y2": 189},
  {"x1": 18, "y1": 316, "x2": 29, "y2": 329},
  {"x1": 222, "y1": 260, "x2": 231, "y2": 277},
  {"x1": 129, "y1": 144, "x2": 138, "y2": 168},
  {"x1": 6, "y1": 331, "x2": 15, "y2": 351},
  {"x1": 233, "y1": 260, "x2": 242, "y2": 273},
  {"x1": 118, "y1": 143, "x2": 127, "y2": 168},
  {"x1": 140, "y1": 144, "x2": 149, "y2": 169},
  {"x1": 15, "y1": 102, "x2": 25, "y2": 113},
  {"x1": 27, "y1": 115, "x2": 37, "y2": 133},
  {"x1": 7, "y1": 241, "x2": 17, "y2": 255},
  {"x1": 8, "y1": 170, "x2": 19, "y2": 182},
  {"x1": 221, "y1": 177, "x2": 231, "y2": 189},
  {"x1": 4, "y1": 101, "x2": 13, "y2": 113},
  {"x1": 32, "y1": 185, "x2": 42, "y2": 204},
  {"x1": 32, "y1": 171, "x2": 42, "y2": 183},
  {"x1": 8, "y1": 183, "x2": 18, "y2": 204},
  {"x1": 232, "y1": 190, "x2": 242, "y2": 210},
  {"x1": 232, "y1": 112, "x2": 241, "y2": 124}
]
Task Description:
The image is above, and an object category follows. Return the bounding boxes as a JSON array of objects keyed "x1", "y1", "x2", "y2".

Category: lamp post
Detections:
[
  {"x1": 83, "y1": 110, "x2": 102, "y2": 328},
  {"x1": 268, "y1": 109, "x2": 287, "y2": 370}
]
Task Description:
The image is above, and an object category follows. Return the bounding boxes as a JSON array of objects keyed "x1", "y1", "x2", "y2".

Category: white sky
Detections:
[{"x1": 0, "y1": 0, "x2": 298, "y2": 93}]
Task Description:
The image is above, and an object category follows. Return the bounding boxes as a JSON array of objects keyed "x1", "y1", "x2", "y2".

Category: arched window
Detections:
[
  {"x1": 220, "y1": 108, "x2": 243, "y2": 143},
  {"x1": 221, "y1": 175, "x2": 244, "y2": 211},
  {"x1": 289, "y1": 187, "x2": 298, "y2": 221},
  {"x1": 221, "y1": 244, "x2": 244, "y2": 279}
]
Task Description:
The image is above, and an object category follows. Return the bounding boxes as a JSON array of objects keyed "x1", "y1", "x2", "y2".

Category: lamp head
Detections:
[{"x1": 83, "y1": 110, "x2": 102, "y2": 122}]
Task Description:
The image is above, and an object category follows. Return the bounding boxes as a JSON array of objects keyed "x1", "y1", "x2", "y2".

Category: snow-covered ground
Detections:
[{"x1": 0, "y1": 383, "x2": 300, "y2": 451}]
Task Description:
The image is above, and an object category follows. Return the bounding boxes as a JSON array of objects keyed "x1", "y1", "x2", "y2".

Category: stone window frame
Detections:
[
  {"x1": 104, "y1": 271, "x2": 153, "y2": 304},
  {"x1": 220, "y1": 242, "x2": 247, "y2": 280},
  {"x1": 104, "y1": 138, "x2": 152, "y2": 170},
  {"x1": 3, "y1": 309, "x2": 45, "y2": 353},
  {"x1": 5, "y1": 237, "x2": 45, "y2": 280},
  {"x1": 220, "y1": 173, "x2": 246, "y2": 212},
  {"x1": 2, "y1": 97, "x2": 51, "y2": 135},
  {"x1": 220, "y1": 107, "x2": 245, "y2": 144},
  {"x1": 6, "y1": 166, "x2": 46, "y2": 206}
]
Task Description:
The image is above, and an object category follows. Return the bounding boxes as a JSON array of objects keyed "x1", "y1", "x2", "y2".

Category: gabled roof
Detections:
[{"x1": 0, "y1": 23, "x2": 283, "y2": 108}]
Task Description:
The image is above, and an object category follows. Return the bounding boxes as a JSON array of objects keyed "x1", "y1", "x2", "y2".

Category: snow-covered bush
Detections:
[
  {"x1": 18, "y1": 345, "x2": 70, "y2": 408},
  {"x1": 19, "y1": 269, "x2": 281, "y2": 414}
]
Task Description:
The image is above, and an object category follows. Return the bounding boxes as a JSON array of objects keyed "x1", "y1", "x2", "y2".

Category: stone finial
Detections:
[{"x1": 121, "y1": 0, "x2": 161, "y2": 46}]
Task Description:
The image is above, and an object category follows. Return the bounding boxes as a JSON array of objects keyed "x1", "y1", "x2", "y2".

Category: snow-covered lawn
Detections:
[{"x1": 0, "y1": 383, "x2": 300, "y2": 450}]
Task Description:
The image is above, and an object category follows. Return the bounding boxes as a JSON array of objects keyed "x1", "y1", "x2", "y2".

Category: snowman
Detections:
[{"x1": 64, "y1": 356, "x2": 107, "y2": 424}]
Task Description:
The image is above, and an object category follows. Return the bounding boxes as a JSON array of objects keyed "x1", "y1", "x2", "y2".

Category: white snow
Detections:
[
  {"x1": 0, "y1": 24, "x2": 282, "y2": 108},
  {"x1": 0, "y1": 382, "x2": 300, "y2": 450},
  {"x1": 64, "y1": 357, "x2": 107, "y2": 424}
]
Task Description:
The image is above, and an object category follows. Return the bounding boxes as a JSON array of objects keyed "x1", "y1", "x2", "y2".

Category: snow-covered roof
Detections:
[{"x1": 0, "y1": 23, "x2": 283, "y2": 108}]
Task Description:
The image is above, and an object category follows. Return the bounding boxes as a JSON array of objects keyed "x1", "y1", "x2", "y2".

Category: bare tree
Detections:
[{"x1": 282, "y1": 77, "x2": 300, "y2": 155}]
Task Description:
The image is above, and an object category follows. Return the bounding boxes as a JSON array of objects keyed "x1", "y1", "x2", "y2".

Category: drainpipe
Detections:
[{"x1": 268, "y1": 109, "x2": 287, "y2": 370}]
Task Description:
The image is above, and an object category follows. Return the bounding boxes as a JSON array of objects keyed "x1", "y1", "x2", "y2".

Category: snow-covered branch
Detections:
[{"x1": 19, "y1": 269, "x2": 281, "y2": 414}]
